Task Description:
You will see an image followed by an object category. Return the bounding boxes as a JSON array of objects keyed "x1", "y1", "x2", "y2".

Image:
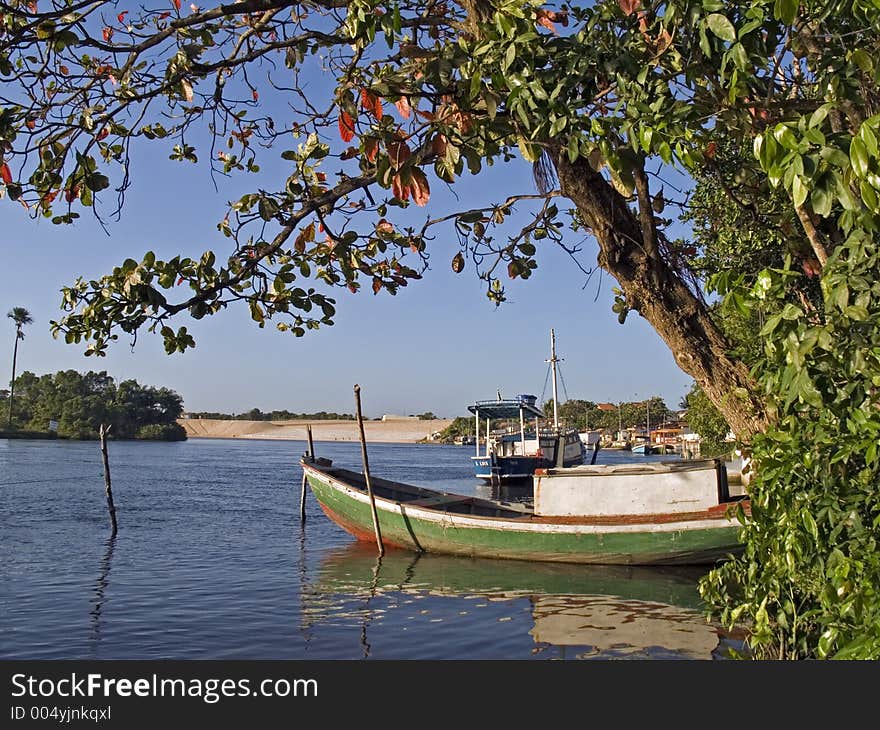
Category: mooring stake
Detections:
[
  {"x1": 99, "y1": 424, "x2": 118, "y2": 536},
  {"x1": 354, "y1": 384, "x2": 384, "y2": 555}
]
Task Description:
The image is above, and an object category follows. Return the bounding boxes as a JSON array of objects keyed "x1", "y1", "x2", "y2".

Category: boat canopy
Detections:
[{"x1": 468, "y1": 395, "x2": 544, "y2": 420}]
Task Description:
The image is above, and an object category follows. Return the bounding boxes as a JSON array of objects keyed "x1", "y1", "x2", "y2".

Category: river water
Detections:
[{"x1": 0, "y1": 438, "x2": 745, "y2": 660}]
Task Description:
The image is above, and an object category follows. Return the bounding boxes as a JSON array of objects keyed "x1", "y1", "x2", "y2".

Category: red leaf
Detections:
[
  {"x1": 347, "y1": 283, "x2": 358, "y2": 294},
  {"x1": 252, "y1": 89, "x2": 259, "y2": 101},
  {"x1": 704, "y1": 141, "x2": 717, "y2": 159},
  {"x1": 102, "y1": 27, "x2": 114, "y2": 42},
  {"x1": 431, "y1": 133, "x2": 448, "y2": 156},
  {"x1": 0, "y1": 162, "x2": 12, "y2": 185},
  {"x1": 376, "y1": 219, "x2": 394, "y2": 235},
  {"x1": 59, "y1": 65, "x2": 69, "y2": 75},
  {"x1": 536, "y1": 12, "x2": 557, "y2": 35},
  {"x1": 415, "y1": 110, "x2": 435, "y2": 122},
  {"x1": 372, "y1": 277, "x2": 382, "y2": 294},
  {"x1": 360, "y1": 89, "x2": 383, "y2": 120},
  {"x1": 172, "y1": 0, "x2": 181, "y2": 10},
  {"x1": 64, "y1": 185, "x2": 79, "y2": 202},
  {"x1": 391, "y1": 173, "x2": 409, "y2": 201},
  {"x1": 315, "y1": 172, "x2": 326, "y2": 182},
  {"x1": 395, "y1": 97, "x2": 411, "y2": 119},
  {"x1": 618, "y1": 0, "x2": 641, "y2": 16},
  {"x1": 364, "y1": 138, "x2": 379, "y2": 162},
  {"x1": 117, "y1": 11, "x2": 128, "y2": 23},
  {"x1": 42, "y1": 190, "x2": 58, "y2": 206},
  {"x1": 95, "y1": 127, "x2": 109, "y2": 141},
  {"x1": 338, "y1": 111, "x2": 355, "y2": 142},
  {"x1": 409, "y1": 168, "x2": 430, "y2": 207},
  {"x1": 25, "y1": 118, "x2": 36, "y2": 130},
  {"x1": 387, "y1": 140, "x2": 411, "y2": 169},
  {"x1": 176, "y1": 276, "x2": 185, "y2": 286}
]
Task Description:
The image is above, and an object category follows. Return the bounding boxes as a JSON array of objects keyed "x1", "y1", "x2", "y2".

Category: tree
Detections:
[
  {"x1": 0, "y1": 0, "x2": 770, "y2": 435},
  {"x1": 6, "y1": 306, "x2": 32, "y2": 428},
  {"x1": 3, "y1": 1, "x2": 880, "y2": 657}
]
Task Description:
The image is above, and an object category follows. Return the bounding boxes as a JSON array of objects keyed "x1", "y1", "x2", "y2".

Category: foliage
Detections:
[
  {"x1": 187, "y1": 408, "x2": 355, "y2": 421},
  {"x1": 684, "y1": 384, "x2": 731, "y2": 457},
  {"x1": 135, "y1": 422, "x2": 187, "y2": 441},
  {"x1": 6, "y1": 305, "x2": 32, "y2": 427},
  {"x1": 695, "y1": 1, "x2": 880, "y2": 659},
  {"x1": 8, "y1": 370, "x2": 185, "y2": 439},
  {"x1": 552, "y1": 397, "x2": 672, "y2": 433},
  {"x1": 417, "y1": 411, "x2": 437, "y2": 420},
  {"x1": 434, "y1": 416, "x2": 474, "y2": 441}
]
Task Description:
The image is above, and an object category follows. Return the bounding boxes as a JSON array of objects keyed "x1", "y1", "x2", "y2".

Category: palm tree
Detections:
[{"x1": 7, "y1": 307, "x2": 33, "y2": 428}]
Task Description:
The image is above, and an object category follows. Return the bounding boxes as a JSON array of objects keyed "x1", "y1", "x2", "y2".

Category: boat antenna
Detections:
[{"x1": 547, "y1": 329, "x2": 560, "y2": 430}]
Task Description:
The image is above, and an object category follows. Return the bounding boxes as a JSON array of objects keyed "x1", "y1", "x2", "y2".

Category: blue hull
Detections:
[{"x1": 472, "y1": 451, "x2": 585, "y2": 482}]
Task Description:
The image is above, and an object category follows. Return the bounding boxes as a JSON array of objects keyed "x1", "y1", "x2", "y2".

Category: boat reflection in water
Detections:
[{"x1": 301, "y1": 543, "x2": 747, "y2": 660}]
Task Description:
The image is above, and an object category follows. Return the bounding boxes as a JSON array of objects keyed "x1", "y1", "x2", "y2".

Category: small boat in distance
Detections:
[
  {"x1": 631, "y1": 441, "x2": 661, "y2": 455},
  {"x1": 468, "y1": 329, "x2": 585, "y2": 483},
  {"x1": 300, "y1": 454, "x2": 747, "y2": 566}
]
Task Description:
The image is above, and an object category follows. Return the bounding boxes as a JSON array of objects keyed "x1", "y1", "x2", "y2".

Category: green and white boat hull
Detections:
[{"x1": 302, "y1": 459, "x2": 745, "y2": 566}]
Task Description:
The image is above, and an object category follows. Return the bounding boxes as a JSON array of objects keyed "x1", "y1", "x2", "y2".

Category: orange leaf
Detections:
[
  {"x1": 376, "y1": 219, "x2": 394, "y2": 235},
  {"x1": 536, "y1": 13, "x2": 557, "y2": 35},
  {"x1": 364, "y1": 138, "x2": 379, "y2": 162},
  {"x1": 252, "y1": 89, "x2": 259, "y2": 101},
  {"x1": 395, "y1": 97, "x2": 411, "y2": 119},
  {"x1": 415, "y1": 110, "x2": 435, "y2": 122},
  {"x1": 451, "y1": 252, "x2": 464, "y2": 273},
  {"x1": 391, "y1": 173, "x2": 409, "y2": 201},
  {"x1": 704, "y1": 141, "x2": 717, "y2": 159},
  {"x1": 181, "y1": 79, "x2": 193, "y2": 102},
  {"x1": 618, "y1": 0, "x2": 641, "y2": 15},
  {"x1": 360, "y1": 89, "x2": 383, "y2": 120},
  {"x1": 117, "y1": 11, "x2": 128, "y2": 23},
  {"x1": 102, "y1": 27, "x2": 114, "y2": 42},
  {"x1": 338, "y1": 111, "x2": 355, "y2": 142},
  {"x1": 409, "y1": 168, "x2": 430, "y2": 207},
  {"x1": 172, "y1": 0, "x2": 181, "y2": 10},
  {"x1": 387, "y1": 140, "x2": 411, "y2": 169},
  {"x1": 26, "y1": 118, "x2": 36, "y2": 130},
  {"x1": 0, "y1": 162, "x2": 12, "y2": 185},
  {"x1": 59, "y1": 65, "x2": 69, "y2": 75},
  {"x1": 372, "y1": 277, "x2": 382, "y2": 294},
  {"x1": 42, "y1": 190, "x2": 58, "y2": 206},
  {"x1": 431, "y1": 133, "x2": 448, "y2": 156}
]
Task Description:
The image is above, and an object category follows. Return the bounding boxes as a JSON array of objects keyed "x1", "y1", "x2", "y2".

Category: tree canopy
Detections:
[{"x1": 5, "y1": 369, "x2": 186, "y2": 439}]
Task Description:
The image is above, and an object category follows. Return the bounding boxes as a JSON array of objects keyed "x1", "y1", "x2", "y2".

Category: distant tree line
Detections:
[
  {"x1": 2, "y1": 370, "x2": 186, "y2": 440},
  {"x1": 187, "y1": 408, "x2": 355, "y2": 421},
  {"x1": 434, "y1": 397, "x2": 676, "y2": 443}
]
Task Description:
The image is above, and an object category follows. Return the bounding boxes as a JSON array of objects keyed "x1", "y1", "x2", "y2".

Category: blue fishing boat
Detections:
[{"x1": 468, "y1": 330, "x2": 586, "y2": 484}]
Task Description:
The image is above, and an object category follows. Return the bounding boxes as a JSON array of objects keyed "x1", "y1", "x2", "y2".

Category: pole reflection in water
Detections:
[{"x1": 89, "y1": 534, "x2": 117, "y2": 655}]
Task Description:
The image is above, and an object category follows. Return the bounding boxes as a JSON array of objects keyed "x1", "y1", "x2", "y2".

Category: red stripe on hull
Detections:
[{"x1": 316, "y1": 499, "x2": 410, "y2": 551}]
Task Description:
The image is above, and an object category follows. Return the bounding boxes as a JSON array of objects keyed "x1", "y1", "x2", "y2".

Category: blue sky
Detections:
[
  {"x1": 0, "y1": 15, "x2": 697, "y2": 419},
  {"x1": 1, "y1": 148, "x2": 694, "y2": 418}
]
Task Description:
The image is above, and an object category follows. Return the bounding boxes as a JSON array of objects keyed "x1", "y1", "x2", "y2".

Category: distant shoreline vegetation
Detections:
[
  {"x1": 1, "y1": 370, "x2": 186, "y2": 441},
  {"x1": 186, "y1": 408, "x2": 356, "y2": 421}
]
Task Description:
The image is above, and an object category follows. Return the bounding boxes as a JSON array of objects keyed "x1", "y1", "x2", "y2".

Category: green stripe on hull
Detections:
[{"x1": 307, "y1": 473, "x2": 742, "y2": 566}]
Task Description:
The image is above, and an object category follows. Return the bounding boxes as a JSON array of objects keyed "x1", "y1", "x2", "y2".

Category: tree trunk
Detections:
[
  {"x1": 7, "y1": 332, "x2": 18, "y2": 429},
  {"x1": 554, "y1": 153, "x2": 768, "y2": 441}
]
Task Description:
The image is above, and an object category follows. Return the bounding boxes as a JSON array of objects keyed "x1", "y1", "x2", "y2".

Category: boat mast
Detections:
[{"x1": 548, "y1": 329, "x2": 560, "y2": 431}]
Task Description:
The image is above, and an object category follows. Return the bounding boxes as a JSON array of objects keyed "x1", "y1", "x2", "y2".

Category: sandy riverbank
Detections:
[{"x1": 178, "y1": 418, "x2": 454, "y2": 444}]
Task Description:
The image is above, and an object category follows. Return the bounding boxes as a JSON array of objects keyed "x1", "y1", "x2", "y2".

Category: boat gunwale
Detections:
[{"x1": 301, "y1": 459, "x2": 748, "y2": 531}]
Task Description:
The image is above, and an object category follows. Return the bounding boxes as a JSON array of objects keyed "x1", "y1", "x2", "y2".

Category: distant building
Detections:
[
  {"x1": 597, "y1": 403, "x2": 617, "y2": 412},
  {"x1": 381, "y1": 414, "x2": 419, "y2": 421}
]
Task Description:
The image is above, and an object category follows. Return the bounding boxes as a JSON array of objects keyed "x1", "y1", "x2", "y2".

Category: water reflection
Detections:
[
  {"x1": 304, "y1": 543, "x2": 744, "y2": 659},
  {"x1": 89, "y1": 534, "x2": 117, "y2": 655}
]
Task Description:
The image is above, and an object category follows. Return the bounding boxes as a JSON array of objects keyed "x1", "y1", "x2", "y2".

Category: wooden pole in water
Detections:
[
  {"x1": 99, "y1": 424, "x2": 118, "y2": 536},
  {"x1": 300, "y1": 424, "x2": 314, "y2": 522},
  {"x1": 354, "y1": 384, "x2": 384, "y2": 555}
]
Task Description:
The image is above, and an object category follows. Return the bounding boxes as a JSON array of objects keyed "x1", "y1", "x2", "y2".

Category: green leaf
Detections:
[
  {"x1": 706, "y1": 14, "x2": 736, "y2": 43},
  {"x1": 811, "y1": 183, "x2": 832, "y2": 217},
  {"x1": 773, "y1": 0, "x2": 798, "y2": 25},
  {"x1": 792, "y1": 175, "x2": 808, "y2": 208},
  {"x1": 850, "y1": 137, "x2": 869, "y2": 178}
]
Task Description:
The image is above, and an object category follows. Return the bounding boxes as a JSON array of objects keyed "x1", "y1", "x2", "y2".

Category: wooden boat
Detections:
[
  {"x1": 468, "y1": 330, "x2": 585, "y2": 483},
  {"x1": 301, "y1": 454, "x2": 747, "y2": 566},
  {"x1": 631, "y1": 441, "x2": 661, "y2": 455}
]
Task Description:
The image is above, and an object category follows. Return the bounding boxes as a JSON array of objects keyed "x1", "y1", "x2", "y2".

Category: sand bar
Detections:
[{"x1": 178, "y1": 417, "x2": 454, "y2": 444}]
